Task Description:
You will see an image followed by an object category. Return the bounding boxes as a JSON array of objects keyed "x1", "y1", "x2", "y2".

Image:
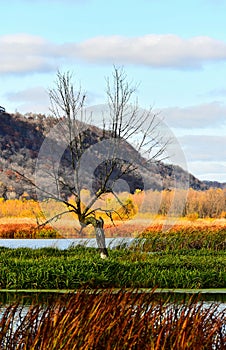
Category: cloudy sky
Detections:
[{"x1": 1, "y1": 0, "x2": 226, "y2": 182}]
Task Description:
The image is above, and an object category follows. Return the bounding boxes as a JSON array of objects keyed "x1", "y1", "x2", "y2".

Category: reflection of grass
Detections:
[{"x1": 0, "y1": 289, "x2": 225, "y2": 349}]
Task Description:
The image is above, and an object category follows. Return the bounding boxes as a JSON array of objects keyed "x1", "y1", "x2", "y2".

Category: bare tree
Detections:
[{"x1": 33, "y1": 67, "x2": 169, "y2": 258}]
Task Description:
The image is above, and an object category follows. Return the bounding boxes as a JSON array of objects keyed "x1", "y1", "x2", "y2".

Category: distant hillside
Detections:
[
  {"x1": 0, "y1": 111, "x2": 217, "y2": 200},
  {"x1": 202, "y1": 180, "x2": 226, "y2": 189}
]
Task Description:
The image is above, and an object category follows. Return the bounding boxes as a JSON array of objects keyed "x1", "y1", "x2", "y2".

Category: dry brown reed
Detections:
[{"x1": 0, "y1": 289, "x2": 225, "y2": 349}]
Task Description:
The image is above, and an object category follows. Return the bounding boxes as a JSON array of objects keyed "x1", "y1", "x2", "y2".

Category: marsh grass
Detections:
[
  {"x1": 0, "y1": 289, "x2": 225, "y2": 349},
  {"x1": 0, "y1": 244, "x2": 225, "y2": 289},
  {"x1": 0, "y1": 223, "x2": 59, "y2": 238},
  {"x1": 0, "y1": 223, "x2": 225, "y2": 290},
  {"x1": 1, "y1": 215, "x2": 226, "y2": 238},
  {"x1": 135, "y1": 225, "x2": 226, "y2": 251}
]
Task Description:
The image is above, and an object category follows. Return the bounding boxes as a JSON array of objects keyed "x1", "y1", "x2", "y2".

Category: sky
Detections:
[{"x1": 1, "y1": 0, "x2": 226, "y2": 182}]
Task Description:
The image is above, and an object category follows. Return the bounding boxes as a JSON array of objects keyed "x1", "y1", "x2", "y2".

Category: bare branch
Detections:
[
  {"x1": 37, "y1": 209, "x2": 76, "y2": 230},
  {"x1": 19, "y1": 67, "x2": 171, "y2": 258}
]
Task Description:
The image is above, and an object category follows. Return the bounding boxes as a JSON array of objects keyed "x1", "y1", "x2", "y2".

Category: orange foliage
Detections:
[{"x1": 0, "y1": 223, "x2": 58, "y2": 238}]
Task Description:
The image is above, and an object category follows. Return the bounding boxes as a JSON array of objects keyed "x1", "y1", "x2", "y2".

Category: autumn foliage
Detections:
[
  {"x1": 0, "y1": 187, "x2": 226, "y2": 237},
  {"x1": 0, "y1": 198, "x2": 42, "y2": 219}
]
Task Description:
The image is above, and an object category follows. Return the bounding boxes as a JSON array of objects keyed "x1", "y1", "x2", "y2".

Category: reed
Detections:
[
  {"x1": 135, "y1": 225, "x2": 226, "y2": 251},
  {"x1": 0, "y1": 245, "x2": 225, "y2": 289},
  {"x1": 0, "y1": 288, "x2": 225, "y2": 349},
  {"x1": 0, "y1": 223, "x2": 58, "y2": 238}
]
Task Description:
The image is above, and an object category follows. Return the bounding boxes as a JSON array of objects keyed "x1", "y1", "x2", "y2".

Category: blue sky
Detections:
[{"x1": 1, "y1": 0, "x2": 226, "y2": 182}]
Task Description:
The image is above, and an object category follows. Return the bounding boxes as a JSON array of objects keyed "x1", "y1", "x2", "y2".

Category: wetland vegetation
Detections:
[
  {"x1": 0, "y1": 288, "x2": 225, "y2": 350},
  {"x1": 0, "y1": 196, "x2": 226, "y2": 349},
  {"x1": 0, "y1": 223, "x2": 225, "y2": 290}
]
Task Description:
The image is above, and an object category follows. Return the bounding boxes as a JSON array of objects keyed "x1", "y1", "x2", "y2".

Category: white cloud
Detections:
[
  {"x1": 5, "y1": 86, "x2": 48, "y2": 102},
  {"x1": 188, "y1": 161, "x2": 226, "y2": 182},
  {"x1": 163, "y1": 102, "x2": 226, "y2": 129},
  {"x1": 189, "y1": 161, "x2": 226, "y2": 175},
  {"x1": 179, "y1": 135, "x2": 226, "y2": 162},
  {"x1": 0, "y1": 34, "x2": 57, "y2": 74},
  {"x1": 4, "y1": 86, "x2": 102, "y2": 113},
  {"x1": 66, "y1": 34, "x2": 226, "y2": 68},
  {"x1": 2, "y1": 33, "x2": 226, "y2": 75},
  {"x1": 4, "y1": 86, "x2": 49, "y2": 113},
  {"x1": 177, "y1": 135, "x2": 226, "y2": 181}
]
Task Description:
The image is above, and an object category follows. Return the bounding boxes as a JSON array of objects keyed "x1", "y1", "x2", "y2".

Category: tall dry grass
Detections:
[
  {"x1": 0, "y1": 223, "x2": 59, "y2": 238},
  {"x1": 0, "y1": 289, "x2": 225, "y2": 349}
]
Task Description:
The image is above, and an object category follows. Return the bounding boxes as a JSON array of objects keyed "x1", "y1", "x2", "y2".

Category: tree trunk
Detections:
[
  {"x1": 95, "y1": 217, "x2": 109, "y2": 259},
  {"x1": 81, "y1": 216, "x2": 108, "y2": 258}
]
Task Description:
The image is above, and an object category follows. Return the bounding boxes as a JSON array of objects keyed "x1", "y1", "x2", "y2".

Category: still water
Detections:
[{"x1": 0, "y1": 237, "x2": 133, "y2": 250}]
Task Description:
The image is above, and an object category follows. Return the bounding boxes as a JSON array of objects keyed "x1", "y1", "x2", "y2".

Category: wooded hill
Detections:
[{"x1": 0, "y1": 111, "x2": 223, "y2": 200}]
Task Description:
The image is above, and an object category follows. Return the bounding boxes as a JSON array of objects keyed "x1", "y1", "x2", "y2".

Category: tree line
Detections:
[
  {"x1": 0, "y1": 187, "x2": 225, "y2": 219},
  {"x1": 133, "y1": 187, "x2": 226, "y2": 218}
]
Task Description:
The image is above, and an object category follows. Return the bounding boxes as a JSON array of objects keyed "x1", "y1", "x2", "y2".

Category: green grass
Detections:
[{"x1": 0, "y1": 244, "x2": 225, "y2": 290}]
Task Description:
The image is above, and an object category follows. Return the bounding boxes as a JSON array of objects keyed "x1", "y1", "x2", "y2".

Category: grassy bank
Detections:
[
  {"x1": 0, "y1": 225, "x2": 225, "y2": 290},
  {"x1": 0, "y1": 243, "x2": 225, "y2": 290}
]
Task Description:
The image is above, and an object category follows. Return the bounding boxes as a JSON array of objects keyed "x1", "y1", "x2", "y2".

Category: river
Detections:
[{"x1": 0, "y1": 237, "x2": 133, "y2": 249}]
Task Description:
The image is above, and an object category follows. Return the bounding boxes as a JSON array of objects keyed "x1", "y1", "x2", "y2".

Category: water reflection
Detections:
[{"x1": 1, "y1": 290, "x2": 226, "y2": 306}]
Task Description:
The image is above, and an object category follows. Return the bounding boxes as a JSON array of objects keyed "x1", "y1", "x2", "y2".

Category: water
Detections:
[{"x1": 0, "y1": 237, "x2": 133, "y2": 250}]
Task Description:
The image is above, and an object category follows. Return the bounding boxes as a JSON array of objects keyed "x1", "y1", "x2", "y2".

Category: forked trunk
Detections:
[
  {"x1": 95, "y1": 218, "x2": 108, "y2": 259},
  {"x1": 81, "y1": 216, "x2": 108, "y2": 258}
]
